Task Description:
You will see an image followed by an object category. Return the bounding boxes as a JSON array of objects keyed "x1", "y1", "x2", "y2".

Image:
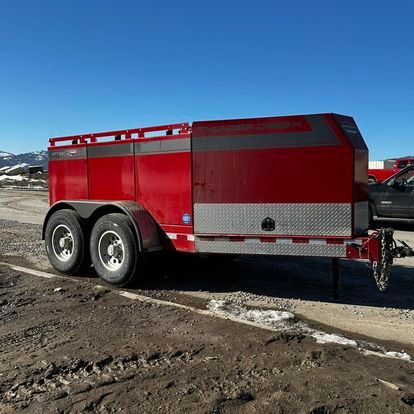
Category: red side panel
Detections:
[
  {"x1": 134, "y1": 135, "x2": 193, "y2": 231},
  {"x1": 192, "y1": 114, "x2": 369, "y2": 239},
  {"x1": 87, "y1": 141, "x2": 135, "y2": 201},
  {"x1": 192, "y1": 114, "x2": 353, "y2": 204},
  {"x1": 48, "y1": 144, "x2": 88, "y2": 205}
]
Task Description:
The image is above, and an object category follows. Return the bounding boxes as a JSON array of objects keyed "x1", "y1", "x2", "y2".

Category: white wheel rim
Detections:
[
  {"x1": 52, "y1": 224, "x2": 74, "y2": 262},
  {"x1": 98, "y1": 230, "x2": 124, "y2": 271}
]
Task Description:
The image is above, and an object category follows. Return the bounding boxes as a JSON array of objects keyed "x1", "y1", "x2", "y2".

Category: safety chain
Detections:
[{"x1": 372, "y1": 228, "x2": 395, "y2": 291}]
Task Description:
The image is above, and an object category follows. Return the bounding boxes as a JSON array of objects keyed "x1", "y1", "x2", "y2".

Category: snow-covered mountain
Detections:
[{"x1": 0, "y1": 150, "x2": 48, "y2": 169}]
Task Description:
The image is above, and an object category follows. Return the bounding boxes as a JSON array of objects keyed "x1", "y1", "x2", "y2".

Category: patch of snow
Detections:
[
  {"x1": 0, "y1": 151, "x2": 13, "y2": 158},
  {"x1": 362, "y1": 349, "x2": 412, "y2": 361},
  {"x1": 0, "y1": 174, "x2": 25, "y2": 182},
  {"x1": 384, "y1": 351, "x2": 411, "y2": 361},
  {"x1": 207, "y1": 300, "x2": 412, "y2": 363},
  {"x1": 306, "y1": 330, "x2": 357, "y2": 347},
  {"x1": 208, "y1": 299, "x2": 295, "y2": 330}
]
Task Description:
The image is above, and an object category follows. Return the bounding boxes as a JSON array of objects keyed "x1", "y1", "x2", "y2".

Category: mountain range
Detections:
[{"x1": 0, "y1": 150, "x2": 48, "y2": 170}]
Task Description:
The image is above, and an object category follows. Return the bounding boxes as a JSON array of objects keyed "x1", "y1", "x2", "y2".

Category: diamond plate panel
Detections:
[
  {"x1": 195, "y1": 238, "x2": 347, "y2": 257},
  {"x1": 194, "y1": 203, "x2": 352, "y2": 237},
  {"x1": 354, "y1": 201, "x2": 368, "y2": 236}
]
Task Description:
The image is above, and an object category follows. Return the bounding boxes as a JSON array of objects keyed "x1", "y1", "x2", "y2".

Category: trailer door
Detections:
[{"x1": 192, "y1": 114, "x2": 356, "y2": 238}]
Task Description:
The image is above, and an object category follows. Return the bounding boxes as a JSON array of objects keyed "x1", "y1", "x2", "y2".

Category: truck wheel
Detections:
[
  {"x1": 90, "y1": 213, "x2": 138, "y2": 286},
  {"x1": 45, "y1": 209, "x2": 88, "y2": 274}
]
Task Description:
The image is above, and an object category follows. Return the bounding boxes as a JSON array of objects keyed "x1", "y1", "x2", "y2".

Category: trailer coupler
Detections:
[{"x1": 370, "y1": 228, "x2": 414, "y2": 291}]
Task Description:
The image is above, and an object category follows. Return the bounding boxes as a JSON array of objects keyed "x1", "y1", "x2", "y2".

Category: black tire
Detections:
[
  {"x1": 90, "y1": 213, "x2": 139, "y2": 286},
  {"x1": 45, "y1": 209, "x2": 89, "y2": 274}
]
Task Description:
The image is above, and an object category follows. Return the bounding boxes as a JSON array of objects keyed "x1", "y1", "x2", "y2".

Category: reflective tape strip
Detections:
[
  {"x1": 192, "y1": 115, "x2": 341, "y2": 152},
  {"x1": 195, "y1": 237, "x2": 362, "y2": 245},
  {"x1": 88, "y1": 143, "x2": 134, "y2": 158},
  {"x1": 276, "y1": 238, "x2": 293, "y2": 244},
  {"x1": 49, "y1": 147, "x2": 87, "y2": 160},
  {"x1": 166, "y1": 233, "x2": 195, "y2": 242},
  {"x1": 345, "y1": 239, "x2": 362, "y2": 245},
  {"x1": 309, "y1": 239, "x2": 327, "y2": 245},
  {"x1": 135, "y1": 138, "x2": 190, "y2": 155}
]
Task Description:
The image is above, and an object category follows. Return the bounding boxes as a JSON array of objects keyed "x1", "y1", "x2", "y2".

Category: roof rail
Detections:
[{"x1": 49, "y1": 123, "x2": 191, "y2": 146}]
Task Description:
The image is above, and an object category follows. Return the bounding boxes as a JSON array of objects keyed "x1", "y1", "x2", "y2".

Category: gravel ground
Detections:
[
  {"x1": 0, "y1": 189, "x2": 48, "y2": 225},
  {"x1": 1, "y1": 266, "x2": 414, "y2": 414},
  {"x1": 0, "y1": 219, "x2": 46, "y2": 269},
  {"x1": 0, "y1": 188, "x2": 413, "y2": 345},
  {"x1": 1, "y1": 189, "x2": 414, "y2": 412}
]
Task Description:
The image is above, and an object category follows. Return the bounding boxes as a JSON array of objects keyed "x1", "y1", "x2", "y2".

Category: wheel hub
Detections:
[
  {"x1": 107, "y1": 243, "x2": 121, "y2": 258},
  {"x1": 52, "y1": 225, "x2": 74, "y2": 262},
  {"x1": 59, "y1": 236, "x2": 72, "y2": 250},
  {"x1": 98, "y1": 231, "x2": 124, "y2": 271}
]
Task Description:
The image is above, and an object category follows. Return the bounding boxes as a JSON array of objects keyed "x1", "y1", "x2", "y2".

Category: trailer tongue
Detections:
[{"x1": 43, "y1": 113, "x2": 413, "y2": 291}]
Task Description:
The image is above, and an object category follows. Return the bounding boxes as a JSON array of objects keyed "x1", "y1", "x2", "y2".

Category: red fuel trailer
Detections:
[{"x1": 43, "y1": 114, "x2": 413, "y2": 290}]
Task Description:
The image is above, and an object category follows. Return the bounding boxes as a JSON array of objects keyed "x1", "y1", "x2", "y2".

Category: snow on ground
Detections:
[
  {"x1": 0, "y1": 174, "x2": 24, "y2": 181},
  {"x1": 208, "y1": 300, "x2": 412, "y2": 362},
  {"x1": 0, "y1": 174, "x2": 47, "y2": 191},
  {"x1": 0, "y1": 174, "x2": 46, "y2": 182}
]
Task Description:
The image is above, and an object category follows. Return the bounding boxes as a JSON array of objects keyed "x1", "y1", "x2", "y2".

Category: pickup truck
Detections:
[
  {"x1": 368, "y1": 157, "x2": 414, "y2": 183},
  {"x1": 369, "y1": 165, "x2": 414, "y2": 224}
]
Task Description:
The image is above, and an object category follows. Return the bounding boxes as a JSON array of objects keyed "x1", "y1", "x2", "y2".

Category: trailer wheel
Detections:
[
  {"x1": 45, "y1": 209, "x2": 88, "y2": 274},
  {"x1": 90, "y1": 213, "x2": 138, "y2": 286}
]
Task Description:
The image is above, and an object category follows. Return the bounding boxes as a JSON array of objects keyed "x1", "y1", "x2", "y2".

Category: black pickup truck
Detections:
[{"x1": 369, "y1": 165, "x2": 414, "y2": 224}]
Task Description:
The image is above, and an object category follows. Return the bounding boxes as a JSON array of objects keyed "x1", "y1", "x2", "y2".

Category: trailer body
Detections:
[
  {"x1": 47, "y1": 114, "x2": 371, "y2": 260},
  {"x1": 44, "y1": 113, "x2": 414, "y2": 289}
]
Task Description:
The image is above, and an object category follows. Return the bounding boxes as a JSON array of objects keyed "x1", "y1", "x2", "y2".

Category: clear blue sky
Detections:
[{"x1": 0, "y1": 0, "x2": 413, "y2": 159}]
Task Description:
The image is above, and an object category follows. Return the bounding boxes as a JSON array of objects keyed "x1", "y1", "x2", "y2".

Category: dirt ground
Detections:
[{"x1": 1, "y1": 189, "x2": 414, "y2": 413}]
